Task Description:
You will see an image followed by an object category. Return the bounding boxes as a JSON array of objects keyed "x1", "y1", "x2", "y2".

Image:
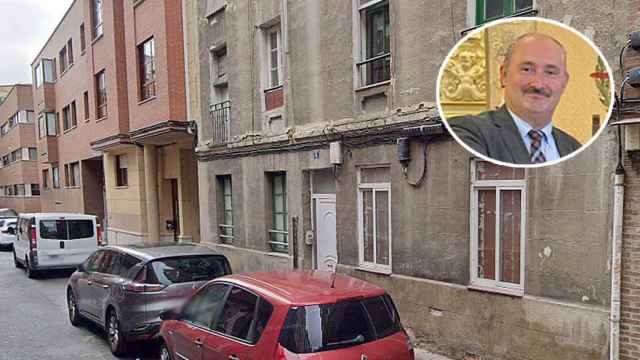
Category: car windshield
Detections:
[
  {"x1": 278, "y1": 294, "x2": 402, "y2": 354},
  {"x1": 148, "y1": 255, "x2": 231, "y2": 285},
  {"x1": 0, "y1": 209, "x2": 17, "y2": 218}
]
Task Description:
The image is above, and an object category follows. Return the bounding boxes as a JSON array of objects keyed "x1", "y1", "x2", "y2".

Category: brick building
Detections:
[
  {"x1": 184, "y1": 1, "x2": 621, "y2": 359},
  {"x1": 0, "y1": 84, "x2": 40, "y2": 213}
]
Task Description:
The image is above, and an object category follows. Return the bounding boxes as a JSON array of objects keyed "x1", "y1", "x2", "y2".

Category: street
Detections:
[{"x1": 0, "y1": 249, "x2": 158, "y2": 360}]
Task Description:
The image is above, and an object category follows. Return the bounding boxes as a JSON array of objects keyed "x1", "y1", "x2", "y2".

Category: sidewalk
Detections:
[{"x1": 415, "y1": 348, "x2": 454, "y2": 360}]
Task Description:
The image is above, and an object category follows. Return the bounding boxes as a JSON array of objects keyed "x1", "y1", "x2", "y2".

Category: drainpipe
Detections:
[
  {"x1": 181, "y1": 0, "x2": 193, "y2": 131},
  {"x1": 610, "y1": 147, "x2": 625, "y2": 360}
]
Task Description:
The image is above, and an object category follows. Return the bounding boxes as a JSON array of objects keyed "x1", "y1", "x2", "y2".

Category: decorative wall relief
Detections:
[{"x1": 440, "y1": 32, "x2": 487, "y2": 103}]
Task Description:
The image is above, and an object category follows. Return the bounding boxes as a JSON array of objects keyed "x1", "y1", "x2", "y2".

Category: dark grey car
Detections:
[{"x1": 65, "y1": 243, "x2": 232, "y2": 357}]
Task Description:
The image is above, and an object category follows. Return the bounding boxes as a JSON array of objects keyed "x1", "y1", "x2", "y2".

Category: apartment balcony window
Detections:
[
  {"x1": 356, "y1": 0, "x2": 391, "y2": 87},
  {"x1": 34, "y1": 59, "x2": 56, "y2": 88},
  {"x1": 38, "y1": 113, "x2": 57, "y2": 138},
  {"x1": 31, "y1": 184, "x2": 40, "y2": 196},
  {"x1": 209, "y1": 100, "x2": 231, "y2": 145},
  {"x1": 95, "y1": 70, "x2": 107, "y2": 119},
  {"x1": 92, "y1": 0, "x2": 103, "y2": 39},
  {"x1": 138, "y1": 37, "x2": 156, "y2": 100}
]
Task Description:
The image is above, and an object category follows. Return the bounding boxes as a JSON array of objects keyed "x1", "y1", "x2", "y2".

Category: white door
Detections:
[{"x1": 313, "y1": 195, "x2": 337, "y2": 271}]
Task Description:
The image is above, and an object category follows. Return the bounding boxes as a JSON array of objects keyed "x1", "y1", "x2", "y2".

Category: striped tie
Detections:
[{"x1": 528, "y1": 130, "x2": 546, "y2": 163}]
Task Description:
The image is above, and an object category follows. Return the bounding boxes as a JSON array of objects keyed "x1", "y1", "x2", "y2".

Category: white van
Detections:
[{"x1": 13, "y1": 213, "x2": 101, "y2": 278}]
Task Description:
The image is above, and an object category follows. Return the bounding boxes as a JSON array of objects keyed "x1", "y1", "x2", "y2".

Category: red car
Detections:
[{"x1": 158, "y1": 270, "x2": 415, "y2": 360}]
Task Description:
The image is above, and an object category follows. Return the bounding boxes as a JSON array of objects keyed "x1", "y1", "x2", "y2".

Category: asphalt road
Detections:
[{"x1": 0, "y1": 249, "x2": 159, "y2": 360}]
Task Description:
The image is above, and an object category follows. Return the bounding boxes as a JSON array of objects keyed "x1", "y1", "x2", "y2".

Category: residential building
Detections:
[
  {"x1": 91, "y1": 0, "x2": 200, "y2": 244},
  {"x1": 0, "y1": 85, "x2": 40, "y2": 212},
  {"x1": 31, "y1": 0, "x2": 106, "y2": 225},
  {"x1": 186, "y1": 0, "x2": 618, "y2": 359}
]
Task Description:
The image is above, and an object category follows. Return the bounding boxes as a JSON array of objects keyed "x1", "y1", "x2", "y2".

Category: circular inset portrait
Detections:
[{"x1": 437, "y1": 17, "x2": 614, "y2": 167}]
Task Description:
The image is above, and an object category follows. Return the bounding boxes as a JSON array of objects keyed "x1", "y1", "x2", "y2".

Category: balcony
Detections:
[
  {"x1": 209, "y1": 100, "x2": 231, "y2": 145},
  {"x1": 356, "y1": 52, "x2": 391, "y2": 88}
]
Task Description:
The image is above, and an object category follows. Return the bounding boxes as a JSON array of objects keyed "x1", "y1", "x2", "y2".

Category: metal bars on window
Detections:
[{"x1": 209, "y1": 100, "x2": 231, "y2": 145}]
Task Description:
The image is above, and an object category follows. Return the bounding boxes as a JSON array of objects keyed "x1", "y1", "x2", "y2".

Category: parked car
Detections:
[
  {"x1": 13, "y1": 213, "x2": 100, "y2": 278},
  {"x1": 158, "y1": 270, "x2": 415, "y2": 360},
  {"x1": 0, "y1": 219, "x2": 17, "y2": 249},
  {"x1": 66, "y1": 243, "x2": 232, "y2": 357}
]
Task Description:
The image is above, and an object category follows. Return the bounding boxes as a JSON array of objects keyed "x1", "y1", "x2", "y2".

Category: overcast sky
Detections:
[{"x1": 0, "y1": 0, "x2": 74, "y2": 85}]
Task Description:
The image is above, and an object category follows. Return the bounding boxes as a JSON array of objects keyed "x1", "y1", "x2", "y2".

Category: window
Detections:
[
  {"x1": 268, "y1": 172, "x2": 287, "y2": 252},
  {"x1": 357, "y1": 0, "x2": 390, "y2": 87},
  {"x1": 358, "y1": 166, "x2": 391, "y2": 273},
  {"x1": 217, "y1": 175, "x2": 233, "y2": 242},
  {"x1": 92, "y1": 0, "x2": 103, "y2": 39},
  {"x1": 31, "y1": 184, "x2": 40, "y2": 196},
  {"x1": 71, "y1": 101, "x2": 77, "y2": 128},
  {"x1": 138, "y1": 37, "x2": 156, "y2": 100},
  {"x1": 2, "y1": 155, "x2": 8, "y2": 167},
  {"x1": 18, "y1": 111, "x2": 34, "y2": 124},
  {"x1": 80, "y1": 23, "x2": 86, "y2": 52},
  {"x1": 116, "y1": 155, "x2": 128, "y2": 187},
  {"x1": 59, "y1": 46, "x2": 68, "y2": 74},
  {"x1": 65, "y1": 162, "x2": 80, "y2": 187},
  {"x1": 11, "y1": 149, "x2": 22, "y2": 162},
  {"x1": 62, "y1": 105, "x2": 71, "y2": 131},
  {"x1": 147, "y1": 256, "x2": 231, "y2": 285},
  {"x1": 83, "y1": 91, "x2": 90, "y2": 120},
  {"x1": 28, "y1": 148, "x2": 37, "y2": 160},
  {"x1": 0, "y1": 123, "x2": 7, "y2": 136},
  {"x1": 34, "y1": 59, "x2": 55, "y2": 88},
  {"x1": 263, "y1": 25, "x2": 284, "y2": 111},
  {"x1": 470, "y1": 160, "x2": 526, "y2": 295},
  {"x1": 214, "y1": 286, "x2": 267, "y2": 343},
  {"x1": 38, "y1": 113, "x2": 57, "y2": 138},
  {"x1": 42, "y1": 169, "x2": 49, "y2": 190},
  {"x1": 68, "y1": 39, "x2": 74, "y2": 65},
  {"x1": 95, "y1": 70, "x2": 107, "y2": 118},
  {"x1": 52, "y1": 165, "x2": 60, "y2": 188},
  {"x1": 475, "y1": 0, "x2": 533, "y2": 24},
  {"x1": 182, "y1": 283, "x2": 229, "y2": 328}
]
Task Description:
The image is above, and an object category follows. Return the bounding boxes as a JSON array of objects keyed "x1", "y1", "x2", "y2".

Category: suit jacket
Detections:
[{"x1": 447, "y1": 106, "x2": 582, "y2": 164}]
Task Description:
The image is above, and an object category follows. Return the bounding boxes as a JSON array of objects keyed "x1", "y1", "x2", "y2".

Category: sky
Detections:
[{"x1": 0, "y1": 0, "x2": 74, "y2": 85}]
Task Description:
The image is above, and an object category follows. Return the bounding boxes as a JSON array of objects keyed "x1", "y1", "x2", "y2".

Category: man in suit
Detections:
[{"x1": 447, "y1": 33, "x2": 581, "y2": 164}]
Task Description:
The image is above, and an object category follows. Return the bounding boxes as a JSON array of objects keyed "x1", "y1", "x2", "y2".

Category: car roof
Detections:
[
  {"x1": 105, "y1": 243, "x2": 223, "y2": 262},
  {"x1": 19, "y1": 212, "x2": 96, "y2": 219},
  {"x1": 217, "y1": 270, "x2": 386, "y2": 306}
]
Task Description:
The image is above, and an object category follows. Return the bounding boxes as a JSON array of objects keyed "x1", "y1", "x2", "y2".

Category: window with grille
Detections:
[
  {"x1": 217, "y1": 175, "x2": 233, "y2": 242},
  {"x1": 357, "y1": 0, "x2": 391, "y2": 87},
  {"x1": 475, "y1": 0, "x2": 533, "y2": 24},
  {"x1": 268, "y1": 172, "x2": 287, "y2": 252}
]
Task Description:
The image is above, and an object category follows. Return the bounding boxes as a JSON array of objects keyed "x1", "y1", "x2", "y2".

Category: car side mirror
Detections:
[
  {"x1": 77, "y1": 263, "x2": 86, "y2": 272},
  {"x1": 6, "y1": 227, "x2": 15, "y2": 235},
  {"x1": 159, "y1": 309, "x2": 179, "y2": 321}
]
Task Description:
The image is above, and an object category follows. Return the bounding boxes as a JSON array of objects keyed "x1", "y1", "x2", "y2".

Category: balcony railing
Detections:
[
  {"x1": 356, "y1": 52, "x2": 391, "y2": 87},
  {"x1": 209, "y1": 100, "x2": 231, "y2": 145}
]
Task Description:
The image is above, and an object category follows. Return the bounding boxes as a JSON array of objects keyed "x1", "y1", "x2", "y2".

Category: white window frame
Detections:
[
  {"x1": 266, "y1": 25, "x2": 282, "y2": 89},
  {"x1": 353, "y1": 0, "x2": 391, "y2": 88},
  {"x1": 357, "y1": 166, "x2": 392, "y2": 274},
  {"x1": 469, "y1": 160, "x2": 526, "y2": 296}
]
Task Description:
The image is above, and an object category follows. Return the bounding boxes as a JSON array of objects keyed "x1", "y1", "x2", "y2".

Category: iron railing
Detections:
[{"x1": 209, "y1": 100, "x2": 231, "y2": 145}]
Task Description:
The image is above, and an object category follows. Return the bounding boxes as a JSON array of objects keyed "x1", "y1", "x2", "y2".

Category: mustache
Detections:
[{"x1": 523, "y1": 87, "x2": 551, "y2": 97}]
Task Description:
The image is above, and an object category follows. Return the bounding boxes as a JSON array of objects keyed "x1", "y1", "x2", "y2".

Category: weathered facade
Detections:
[
  {"x1": 0, "y1": 85, "x2": 40, "y2": 213},
  {"x1": 186, "y1": 1, "x2": 622, "y2": 359}
]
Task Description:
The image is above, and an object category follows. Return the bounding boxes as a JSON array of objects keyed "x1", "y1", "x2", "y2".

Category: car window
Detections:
[
  {"x1": 96, "y1": 250, "x2": 117, "y2": 274},
  {"x1": 148, "y1": 255, "x2": 230, "y2": 285},
  {"x1": 182, "y1": 283, "x2": 229, "y2": 328},
  {"x1": 108, "y1": 253, "x2": 140, "y2": 278},
  {"x1": 84, "y1": 250, "x2": 105, "y2": 273},
  {"x1": 40, "y1": 220, "x2": 67, "y2": 240},
  {"x1": 0, "y1": 209, "x2": 18, "y2": 217},
  {"x1": 278, "y1": 299, "x2": 376, "y2": 354},
  {"x1": 254, "y1": 298, "x2": 273, "y2": 343},
  {"x1": 361, "y1": 295, "x2": 401, "y2": 339},
  {"x1": 214, "y1": 286, "x2": 259, "y2": 342},
  {"x1": 67, "y1": 220, "x2": 94, "y2": 238}
]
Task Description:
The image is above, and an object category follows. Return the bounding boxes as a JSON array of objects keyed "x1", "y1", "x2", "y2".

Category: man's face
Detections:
[{"x1": 500, "y1": 36, "x2": 569, "y2": 128}]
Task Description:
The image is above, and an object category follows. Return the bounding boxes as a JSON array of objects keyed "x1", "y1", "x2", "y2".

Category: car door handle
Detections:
[
  {"x1": 194, "y1": 338, "x2": 203, "y2": 347},
  {"x1": 99, "y1": 284, "x2": 108, "y2": 289},
  {"x1": 228, "y1": 355, "x2": 240, "y2": 360},
  {"x1": 87, "y1": 280, "x2": 93, "y2": 286}
]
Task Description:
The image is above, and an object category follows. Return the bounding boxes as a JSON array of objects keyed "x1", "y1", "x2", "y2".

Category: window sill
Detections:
[
  {"x1": 63, "y1": 125, "x2": 77, "y2": 134},
  {"x1": 467, "y1": 284, "x2": 523, "y2": 297},
  {"x1": 133, "y1": 0, "x2": 147, "y2": 8},
  {"x1": 64, "y1": 186, "x2": 81, "y2": 189},
  {"x1": 205, "y1": 3, "x2": 227, "y2": 19},
  {"x1": 114, "y1": 185, "x2": 129, "y2": 189},
  {"x1": 265, "y1": 251, "x2": 290, "y2": 259},
  {"x1": 96, "y1": 115, "x2": 108, "y2": 123},
  {"x1": 84, "y1": 117, "x2": 90, "y2": 123},
  {"x1": 138, "y1": 96, "x2": 157, "y2": 106},
  {"x1": 81, "y1": 49, "x2": 86, "y2": 56},
  {"x1": 356, "y1": 264, "x2": 392, "y2": 276},
  {"x1": 354, "y1": 80, "x2": 391, "y2": 93},
  {"x1": 91, "y1": 33, "x2": 104, "y2": 46}
]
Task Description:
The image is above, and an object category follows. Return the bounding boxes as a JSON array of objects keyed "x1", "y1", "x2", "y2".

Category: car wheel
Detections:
[
  {"x1": 107, "y1": 310, "x2": 127, "y2": 356},
  {"x1": 67, "y1": 289, "x2": 82, "y2": 327},
  {"x1": 13, "y1": 249, "x2": 22, "y2": 268},
  {"x1": 25, "y1": 257, "x2": 37, "y2": 279},
  {"x1": 159, "y1": 342, "x2": 173, "y2": 360}
]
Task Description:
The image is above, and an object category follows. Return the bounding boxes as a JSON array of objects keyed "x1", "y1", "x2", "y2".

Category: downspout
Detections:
[
  {"x1": 181, "y1": 0, "x2": 193, "y2": 130},
  {"x1": 611, "y1": 123, "x2": 625, "y2": 360}
]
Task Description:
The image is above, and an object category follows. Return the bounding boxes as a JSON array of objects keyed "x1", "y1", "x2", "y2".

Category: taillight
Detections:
[
  {"x1": 122, "y1": 282, "x2": 166, "y2": 293},
  {"x1": 97, "y1": 225, "x2": 103, "y2": 246},
  {"x1": 30, "y1": 227, "x2": 37, "y2": 250}
]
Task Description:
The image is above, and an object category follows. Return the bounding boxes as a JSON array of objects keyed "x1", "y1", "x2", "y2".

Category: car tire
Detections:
[
  {"x1": 13, "y1": 249, "x2": 22, "y2": 268},
  {"x1": 67, "y1": 289, "x2": 82, "y2": 327},
  {"x1": 107, "y1": 310, "x2": 127, "y2": 357},
  {"x1": 159, "y1": 341, "x2": 173, "y2": 360},
  {"x1": 25, "y1": 257, "x2": 37, "y2": 279}
]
